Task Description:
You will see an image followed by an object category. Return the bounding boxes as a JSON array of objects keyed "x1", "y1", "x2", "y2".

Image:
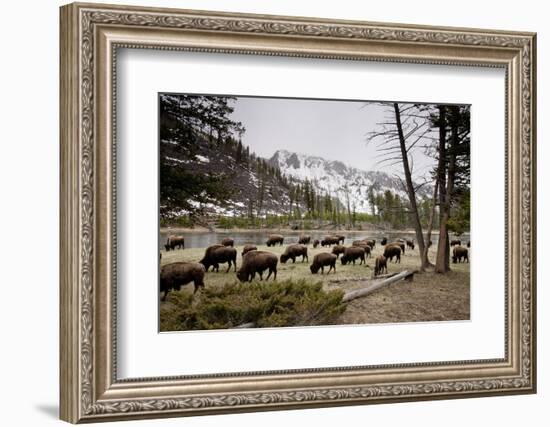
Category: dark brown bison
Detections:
[
  {"x1": 321, "y1": 236, "x2": 340, "y2": 247},
  {"x1": 164, "y1": 235, "x2": 184, "y2": 251},
  {"x1": 352, "y1": 241, "x2": 371, "y2": 257},
  {"x1": 241, "y1": 244, "x2": 257, "y2": 257},
  {"x1": 310, "y1": 253, "x2": 337, "y2": 274},
  {"x1": 450, "y1": 239, "x2": 461, "y2": 246},
  {"x1": 383, "y1": 244, "x2": 402, "y2": 263},
  {"x1": 452, "y1": 246, "x2": 469, "y2": 263},
  {"x1": 199, "y1": 244, "x2": 237, "y2": 272},
  {"x1": 467, "y1": 240, "x2": 471, "y2": 248},
  {"x1": 334, "y1": 234, "x2": 345, "y2": 244},
  {"x1": 390, "y1": 241, "x2": 405, "y2": 254},
  {"x1": 237, "y1": 251, "x2": 278, "y2": 282},
  {"x1": 363, "y1": 239, "x2": 375, "y2": 249},
  {"x1": 160, "y1": 262, "x2": 205, "y2": 300},
  {"x1": 313, "y1": 239, "x2": 320, "y2": 248},
  {"x1": 298, "y1": 235, "x2": 311, "y2": 245},
  {"x1": 381, "y1": 237, "x2": 388, "y2": 245},
  {"x1": 406, "y1": 239, "x2": 415, "y2": 250},
  {"x1": 280, "y1": 244, "x2": 308, "y2": 263},
  {"x1": 331, "y1": 245, "x2": 346, "y2": 258},
  {"x1": 340, "y1": 247, "x2": 366, "y2": 265},
  {"x1": 221, "y1": 237, "x2": 234, "y2": 247},
  {"x1": 266, "y1": 234, "x2": 284, "y2": 247},
  {"x1": 374, "y1": 255, "x2": 387, "y2": 277}
]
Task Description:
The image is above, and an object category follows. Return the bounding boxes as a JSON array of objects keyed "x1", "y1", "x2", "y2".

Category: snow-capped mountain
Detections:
[{"x1": 269, "y1": 149, "x2": 430, "y2": 213}]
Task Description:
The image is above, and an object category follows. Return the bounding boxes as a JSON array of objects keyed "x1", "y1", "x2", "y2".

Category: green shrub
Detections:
[{"x1": 160, "y1": 279, "x2": 346, "y2": 331}]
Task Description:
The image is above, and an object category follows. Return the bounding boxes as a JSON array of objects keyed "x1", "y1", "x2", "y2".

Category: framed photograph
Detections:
[{"x1": 60, "y1": 2, "x2": 536, "y2": 423}]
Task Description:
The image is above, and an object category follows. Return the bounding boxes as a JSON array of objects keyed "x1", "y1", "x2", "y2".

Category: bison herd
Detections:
[{"x1": 160, "y1": 233, "x2": 470, "y2": 300}]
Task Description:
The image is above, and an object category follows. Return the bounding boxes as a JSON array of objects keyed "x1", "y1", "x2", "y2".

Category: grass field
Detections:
[{"x1": 160, "y1": 240, "x2": 470, "y2": 328}]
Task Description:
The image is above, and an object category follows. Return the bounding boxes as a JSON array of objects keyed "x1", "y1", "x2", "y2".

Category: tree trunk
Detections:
[
  {"x1": 423, "y1": 179, "x2": 439, "y2": 267},
  {"x1": 393, "y1": 103, "x2": 429, "y2": 270},
  {"x1": 436, "y1": 106, "x2": 459, "y2": 273}
]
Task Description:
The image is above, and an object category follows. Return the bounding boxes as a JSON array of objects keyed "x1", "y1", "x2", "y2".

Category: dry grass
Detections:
[{"x1": 160, "y1": 240, "x2": 470, "y2": 326}]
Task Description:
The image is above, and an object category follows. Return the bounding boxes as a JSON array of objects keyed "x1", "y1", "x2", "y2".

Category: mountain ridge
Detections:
[{"x1": 268, "y1": 149, "x2": 430, "y2": 214}]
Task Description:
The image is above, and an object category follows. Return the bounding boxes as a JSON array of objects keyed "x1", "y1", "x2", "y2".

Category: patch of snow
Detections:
[{"x1": 195, "y1": 155, "x2": 210, "y2": 163}]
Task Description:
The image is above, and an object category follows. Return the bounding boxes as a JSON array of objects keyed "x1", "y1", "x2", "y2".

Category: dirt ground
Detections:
[{"x1": 160, "y1": 237, "x2": 470, "y2": 326}]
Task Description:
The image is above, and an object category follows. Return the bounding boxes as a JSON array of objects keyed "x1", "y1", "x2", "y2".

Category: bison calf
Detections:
[
  {"x1": 406, "y1": 239, "x2": 415, "y2": 250},
  {"x1": 160, "y1": 262, "x2": 205, "y2": 300},
  {"x1": 374, "y1": 255, "x2": 387, "y2": 277},
  {"x1": 199, "y1": 244, "x2": 237, "y2": 273},
  {"x1": 280, "y1": 244, "x2": 308, "y2": 263},
  {"x1": 237, "y1": 251, "x2": 278, "y2": 282},
  {"x1": 310, "y1": 253, "x2": 337, "y2": 274}
]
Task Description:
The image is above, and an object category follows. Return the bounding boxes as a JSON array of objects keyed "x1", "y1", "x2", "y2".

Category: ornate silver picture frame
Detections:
[{"x1": 60, "y1": 2, "x2": 536, "y2": 423}]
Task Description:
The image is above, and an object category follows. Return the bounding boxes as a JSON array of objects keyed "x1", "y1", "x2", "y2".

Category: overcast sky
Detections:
[{"x1": 229, "y1": 96, "x2": 437, "y2": 179}]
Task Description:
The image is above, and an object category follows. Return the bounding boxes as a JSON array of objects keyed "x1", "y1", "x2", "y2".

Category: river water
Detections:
[{"x1": 159, "y1": 230, "x2": 469, "y2": 250}]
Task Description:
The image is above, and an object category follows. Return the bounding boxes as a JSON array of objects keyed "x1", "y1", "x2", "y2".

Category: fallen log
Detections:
[{"x1": 342, "y1": 270, "x2": 416, "y2": 302}]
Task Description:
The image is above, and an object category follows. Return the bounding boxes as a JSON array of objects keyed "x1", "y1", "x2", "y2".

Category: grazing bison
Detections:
[
  {"x1": 310, "y1": 253, "x2": 337, "y2": 274},
  {"x1": 406, "y1": 239, "x2": 415, "y2": 250},
  {"x1": 391, "y1": 241, "x2": 406, "y2": 254},
  {"x1": 364, "y1": 239, "x2": 375, "y2": 249},
  {"x1": 298, "y1": 234, "x2": 311, "y2": 245},
  {"x1": 340, "y1": 247, "x2": 366, "y2": 265},
  {"x1": 266, "y1": 234, "x2": 284, "y2": 247},
  {"x1": 331, "y1": 244, "x2": 346, "y2": 259},
  {"x1": 383, "y1": 244, "x2": 402, "y2": 263},
  {"x1": 381, "y1": 237, "x2": 388, "y2": 245},
  {"x1": 164, "y1": 235, "x2": 185, "y2": 251},
  {"x1": 352, "y1": 241, "x2": 371, "y2": 257},
  {"x1": 450, "y1": 239, "x2": 461, "y2": 246},
  {"x1": 160, "y1": 262, "x2": 205, "y2": 300},
  {"x1": 374, "y1": 255, "x2": 387, "y2": 277},
  {"x1": 452, "y1": 245, "x2": 469, "y2": 263},
  {"x1": 221, "y1": 237, "x2": 234, "y2": 247},
  {"x1": 321, "y1": 236, "x2": 340, "y2": 247},
  {"x1": 334, "y1": 234, "x2": 345, "y2": 244},
  {"x1": 280, "y1": 244, "x2": 308, "y2": 263},
  {"x1": 236, "y1": 250, "x2": 278, "y2": 282},
  {"x1": 241, "y1": 244, "x2": 257, "y2": 257},
  {"x1": 313, "y1": 239, "x2": 320, "y2": 248},
  {"x1": 199, "y1": 244, "x2": 237, "y2": 273}
]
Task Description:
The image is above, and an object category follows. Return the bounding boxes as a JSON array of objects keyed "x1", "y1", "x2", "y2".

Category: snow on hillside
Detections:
[{"x1": 269, "y1": 149, "x2": 430, "y2": 213}]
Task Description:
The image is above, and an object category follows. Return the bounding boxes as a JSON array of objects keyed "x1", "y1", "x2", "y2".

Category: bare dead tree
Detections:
[{"x1": 367, "y1": 103, "x2": 437, "y2": 271}]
